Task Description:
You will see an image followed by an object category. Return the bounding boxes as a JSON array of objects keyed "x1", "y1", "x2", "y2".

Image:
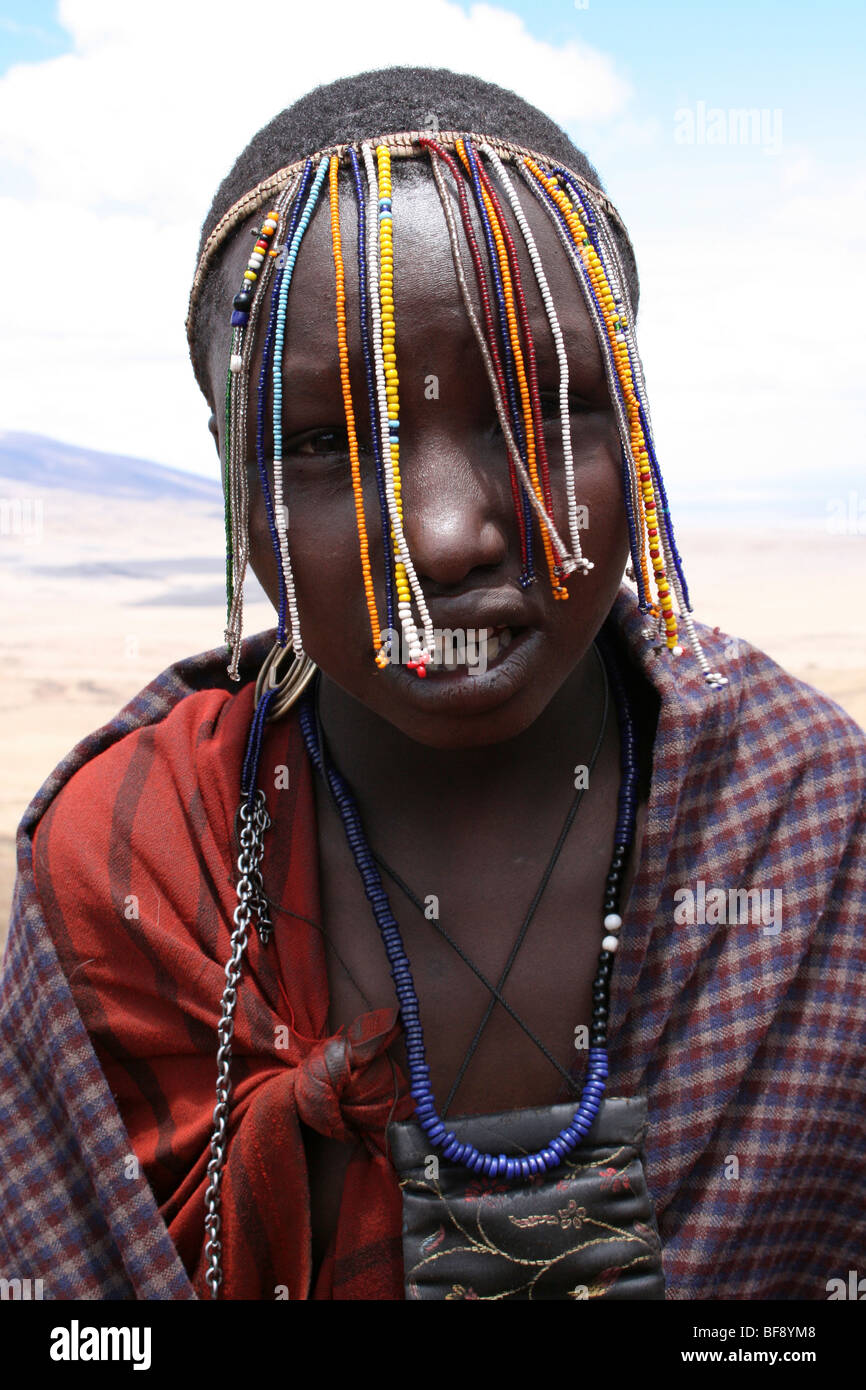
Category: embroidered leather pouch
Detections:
[{"x1": 388, "y1": 1095, "x2": 664, "y2": 1300}]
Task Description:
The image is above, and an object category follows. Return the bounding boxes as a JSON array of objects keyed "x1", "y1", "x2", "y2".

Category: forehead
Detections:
[{"x1": 207, "y1": 154, "x2": 606, "y2": 390}]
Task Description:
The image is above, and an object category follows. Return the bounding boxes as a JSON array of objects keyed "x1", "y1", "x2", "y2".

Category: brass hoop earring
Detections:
[{"x1": 253, "y1": 640, "x2": 318, "y2": 720}]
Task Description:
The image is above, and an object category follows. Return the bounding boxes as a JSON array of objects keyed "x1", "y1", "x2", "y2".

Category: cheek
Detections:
[
  {"x1": 247, "y1": 470, "x2": 381, "y2": 666},
  {"x1": 547, "y1": 416, "x2": 628, "y2": 568}
]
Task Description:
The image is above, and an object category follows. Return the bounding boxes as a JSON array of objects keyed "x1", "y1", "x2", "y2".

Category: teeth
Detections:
[{"x1": 426, "y1": 626, "x2": 515, "y2": 671}]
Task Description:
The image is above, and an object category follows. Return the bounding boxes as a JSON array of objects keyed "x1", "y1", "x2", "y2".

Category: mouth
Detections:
[
  {"x1": 425, "y1": 625, "x2": 519, "y2": 673},
  {"x1": 383, "y1": 622, "x2": 544, "y2": 715}
]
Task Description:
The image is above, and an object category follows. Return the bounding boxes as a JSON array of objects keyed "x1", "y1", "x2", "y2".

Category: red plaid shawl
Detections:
[{"x1": 2, "y1": 586, "x2": 865, "y2": 1299}]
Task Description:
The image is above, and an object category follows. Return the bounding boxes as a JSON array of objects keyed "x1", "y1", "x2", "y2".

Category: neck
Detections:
[{"x1": 314, "y1": 642, "x2": 607, "y2": 827}]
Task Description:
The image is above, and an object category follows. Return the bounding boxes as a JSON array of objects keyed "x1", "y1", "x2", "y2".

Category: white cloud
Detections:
[
  {"x1": 0, "y1": 0, "x2": 862, "y2": 507},
  {"x1": 0, "y1": 0, "x2": 631, "y2": 473},
  {"x1": 617, "y1": 144, "x2": 866, "y2": 503},
  {"x1": 1, "y1": 0, "x2": 630, "y2": 218}
]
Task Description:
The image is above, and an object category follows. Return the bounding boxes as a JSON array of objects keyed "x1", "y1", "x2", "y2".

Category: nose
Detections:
[{"x1": 397, "y1": 421, "x2": 512, "y2": 589}]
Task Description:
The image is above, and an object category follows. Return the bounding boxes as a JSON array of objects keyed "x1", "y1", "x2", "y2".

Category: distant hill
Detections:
[
  {"x1": 0, "y1": 432, "x2": 221, "y2": 501},
  {"x1": 1, "y1": 429, "x2": 861, "y2": 532}
]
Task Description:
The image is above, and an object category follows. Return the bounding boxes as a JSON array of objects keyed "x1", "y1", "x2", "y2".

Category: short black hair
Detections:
[{"x1": 188, "y1": 65, "x2": 639, "y2": 400}]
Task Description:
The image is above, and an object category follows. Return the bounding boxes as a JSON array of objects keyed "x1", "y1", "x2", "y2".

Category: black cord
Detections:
[
  {"x1": 309, "y1": 641, "x2": 610, "y2": 1113},
  {"x1": 378, "y1": 642, "x2": 608, "y2": 1117}
]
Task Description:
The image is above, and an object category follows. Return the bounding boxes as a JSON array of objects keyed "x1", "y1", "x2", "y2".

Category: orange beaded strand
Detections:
[
  {"x1": 329, "y1": 155, "x2": 383, "y2": 657},
  {"x1": 523, "y1": 156, "x2": 678, "y2": 646},
  {"x1": 455, "y1": 140, "x2": 566, "y2": 601}
]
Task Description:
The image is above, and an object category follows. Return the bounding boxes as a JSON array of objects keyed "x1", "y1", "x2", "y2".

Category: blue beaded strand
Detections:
[
  {"x1": 552, "y1": 172, "x2": 692, "y2": 615},
  {"x1": 271, "y1": 154, "x2": 331, "y2": 633},
  {"x1": 544, "y1": 167, "x2": 693, "y2": 611},
  {"x1": 347, "y1": 145, "x2": 397, "y2": 643},
  {"x1": 255, "y1": 160, "x2": 314, "y2": 642},
  {"x1": 278, "y1": 633, "x2": 640, "y2": 1181},
  {"x1": 517, "y1": 165, "x2": 654, "y2": 613}
]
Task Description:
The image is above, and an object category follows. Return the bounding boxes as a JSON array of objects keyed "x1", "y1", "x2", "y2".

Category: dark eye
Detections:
[{"x1": 290, "y1": 428, "x2": 350, "y2": 457}]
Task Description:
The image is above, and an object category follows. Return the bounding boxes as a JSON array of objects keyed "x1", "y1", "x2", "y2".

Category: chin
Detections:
[{"x1": 328, "y1": 639, "x2": 579, "y2": 753}]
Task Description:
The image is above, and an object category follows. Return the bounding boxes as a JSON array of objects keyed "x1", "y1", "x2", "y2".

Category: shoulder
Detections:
[
  {"x1": 672, "y1": 623, "x2": 866, "y2": 901},
  {"x1": 610, "y1": 591, "x2": 866, "y2": 875},
  {"x1": 27, "y1": 633, "x2": 274, "y2": 924},
  {"x1": 611, "y1": 587, "x2": 866, "y2": 804},
  {"x1": 721, "y1": 630, "x2": 866, "y2": 799}
]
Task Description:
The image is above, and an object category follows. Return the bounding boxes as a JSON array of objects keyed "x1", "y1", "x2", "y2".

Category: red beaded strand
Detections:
[
  {"x1": 469, "y1": 142, "x2": 563, "y2": 578},
  {"x1": 420, "y1": 136, "x2": 530, "y2": 578}
]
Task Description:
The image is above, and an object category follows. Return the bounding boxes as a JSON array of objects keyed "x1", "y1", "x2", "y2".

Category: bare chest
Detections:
[{"x1": 300, "y1": 744, "x2": 649, "y2": 1276}]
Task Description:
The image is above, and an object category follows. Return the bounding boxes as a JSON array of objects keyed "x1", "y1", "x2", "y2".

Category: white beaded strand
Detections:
[
  {"x1": 480, "y1": 143, "x2": 591, "y2": 575},
  {"x1": 271, "y1": 155, "x2": 331, "y2": 656},
  {"x1": 425, "y1": 144, "x2": 574, "y2": 565},
  {"x1": 582, "y1": 203, "x2": 726, "y2": 684},
  {"x1": 361, "y1": 141, "x2": 434, "y2": 667},
  {"x1": 224, "y1": 179, "x2": 300, "y2": 679}
]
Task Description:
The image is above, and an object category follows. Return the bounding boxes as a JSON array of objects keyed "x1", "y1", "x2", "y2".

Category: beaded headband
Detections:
[{"x1": 186, "y1": 128, "x2": 726, "y2": 690}]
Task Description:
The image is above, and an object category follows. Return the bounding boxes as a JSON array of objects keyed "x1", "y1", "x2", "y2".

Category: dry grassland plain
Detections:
[{"x1": 2, "y1": 481, "x2": 864, "y2": 952}]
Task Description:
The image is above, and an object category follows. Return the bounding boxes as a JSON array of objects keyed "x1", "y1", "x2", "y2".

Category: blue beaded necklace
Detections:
[{"x1": 293, "y1": 627, "x2": 639, "y2": 1183}]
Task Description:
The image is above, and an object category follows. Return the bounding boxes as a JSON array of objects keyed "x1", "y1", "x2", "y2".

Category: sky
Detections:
[{"x1": 0, "y1": 0, "x2": 864, "y2": 513}]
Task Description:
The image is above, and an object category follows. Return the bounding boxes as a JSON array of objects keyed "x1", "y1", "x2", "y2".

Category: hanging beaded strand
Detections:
[
  {"x1": 271, "y1": 153, "x2": 332, "y2": 657},
  {"x1": 223, "y1": 182, "x2": 300, "y2": 677},
  {"x1": 516, "y1": 158, "x2": 657, "y2": 619},
  {"x1": 456, "y1": 136, "x2": 569, "y2": 598},
  {"x1": 362, "y1": 141, "x2": 434, "y2": 674},
  {"x1": 521, "y1": 158, "x2": 683, "y2": 648},
  {"x1": 479, "y1": 144, "x2": 592, "y2": 574},
  {"x1": 419, "y1": 136, "x2": 532, "y2": 582},
  {"x1": 553, "y1": 169, "x2": 726, "y2": 682},
  {"x1": 516, "y1": 162, "x2": 655, "y2": 620},
  {"x1": 222, "y1": 202, "x2": 282, "y2": 662},
  {"x1": 452, "y1": 137, "x2": 541, "y2": 587},
  {"x1": 519, "y1": 158, "x2": 726, "y2": 686},
  {"x1": 421, "y1": 138, "x2": 572, "y2": 574},
  {"x1": 254, "y1": 159, "x2": 314, "y2": 646},
  {"x1": 552, "y1": 170, "x2": 674, "y2": 590},
  {"x1": 329, "y1": 153, "x2": 384, "y2": 660},
  {"x1": 553, "y1": 166, "x2": 693, "y2": 632},
  {"x1": 455, "y1": 136, "x2": 566, "y2": 595},
  {"x1": 347, "y1": 145, "x2": 397, "y2": 659}
]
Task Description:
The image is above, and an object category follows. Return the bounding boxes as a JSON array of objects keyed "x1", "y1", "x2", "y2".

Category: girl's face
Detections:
[{"x1": 205, "y1": 159, "x2": 630, "y2": 749}]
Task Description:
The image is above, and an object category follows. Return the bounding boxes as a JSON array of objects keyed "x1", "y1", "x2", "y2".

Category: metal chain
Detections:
[{"x1": 204, "y1": 788, "x2": 271, "y2": 1298}]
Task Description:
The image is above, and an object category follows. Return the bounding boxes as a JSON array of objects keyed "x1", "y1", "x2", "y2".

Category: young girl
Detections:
[{"x1": 2, "y1": 67, "x2": 864, "y2": 1302}]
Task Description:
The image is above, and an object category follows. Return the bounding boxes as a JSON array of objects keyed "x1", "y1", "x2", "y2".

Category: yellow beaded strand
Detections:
[
  {"x1": 523, "y1": 156, "x2": 677, "y2": 646},
  {"x1": 377, "y1": 144, "x2": 421, "y2": 669},
  {"x1": 329, "y1": 154, "x2": 383, "y2": 657}
]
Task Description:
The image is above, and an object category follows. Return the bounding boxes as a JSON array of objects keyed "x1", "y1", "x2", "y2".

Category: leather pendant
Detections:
[{"x1": 388, "y1": 1095, "x2": 664, "y2": 1300}]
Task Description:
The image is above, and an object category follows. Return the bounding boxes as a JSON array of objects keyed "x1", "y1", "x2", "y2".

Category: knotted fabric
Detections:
[
  {"x1": 4, "y1": 589, "x2": 866, "y2": 1299},
  {"x1": 27, "y1": 663, "x2": 414, "y2": 1299}
]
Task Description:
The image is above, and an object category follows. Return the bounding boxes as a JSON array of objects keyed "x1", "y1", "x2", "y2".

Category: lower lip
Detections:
[{"x1": 382, "y1": 627, "x2": 544, "y2": 714}]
